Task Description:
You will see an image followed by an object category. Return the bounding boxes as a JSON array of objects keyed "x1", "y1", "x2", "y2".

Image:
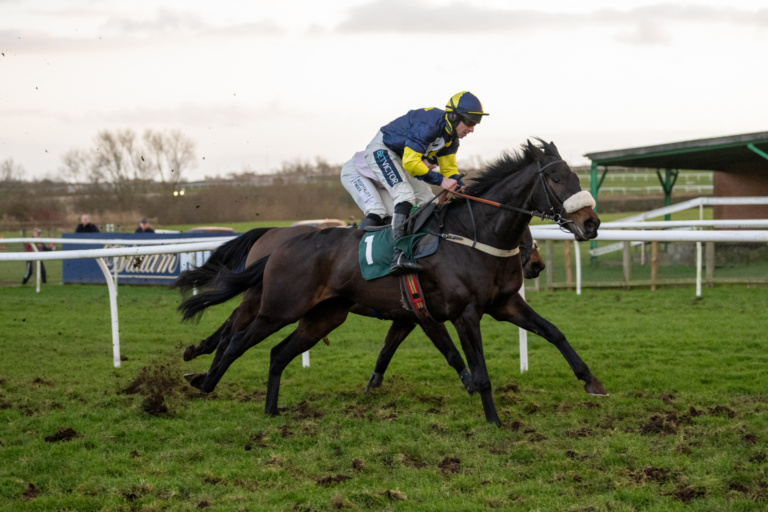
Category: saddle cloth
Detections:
[{"x1": 358, "y1": 224, "x2": 438, "y2": 281}]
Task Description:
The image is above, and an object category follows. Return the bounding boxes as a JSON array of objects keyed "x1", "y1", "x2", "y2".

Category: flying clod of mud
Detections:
[{"x1": 121, "y1": 357, "x2": 186, "y2": 416}]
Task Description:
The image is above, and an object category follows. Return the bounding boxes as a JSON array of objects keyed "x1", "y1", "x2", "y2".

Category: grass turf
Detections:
[{"x1": 0, "y1": 284, "x2": 766, "y2": 511}]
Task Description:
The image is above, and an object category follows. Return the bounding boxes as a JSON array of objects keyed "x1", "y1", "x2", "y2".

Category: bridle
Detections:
[
  {"x1": 445, "y1": 159, "x2": 576, "y2": 230},
  {"x1": 410, "y1": 158, "x2": 582, "y2": 255}
]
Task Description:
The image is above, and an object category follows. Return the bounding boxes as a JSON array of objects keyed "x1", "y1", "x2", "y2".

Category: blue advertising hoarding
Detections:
[{"x1": 62, "y1": 232, "x2": 235, "y2": 285}]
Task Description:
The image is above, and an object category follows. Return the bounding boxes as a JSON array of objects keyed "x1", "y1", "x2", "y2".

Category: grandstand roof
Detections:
[{"x1": 584, "y1": 131, "x2": 768, "y2": 171}]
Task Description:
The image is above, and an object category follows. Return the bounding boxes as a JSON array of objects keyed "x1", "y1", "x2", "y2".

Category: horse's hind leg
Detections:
[
  {"x1": 365, "y1": 319, "x2": 472, "y2": 394},
  {"x1": 183, "y1": 309, "x2": 236, "y2": 361},
  {"x1": 365, "y1": 319, "x2": 417, "y2": 393},
  {"x1": 419, "y1": 320, "x2": 473, "y2": 394},
  {"x1": 185, "y1": 289, "x2": 263, "y2": 384},
  {"x1": 265, "y1": 300, "x2": 351, "y2": 416},
  {"x1": 187, "y1": 312, "x2": 288, "y2": 394}
]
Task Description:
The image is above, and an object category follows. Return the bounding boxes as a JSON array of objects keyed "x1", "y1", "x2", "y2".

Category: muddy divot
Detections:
[
  {"x1": 45, "y1": 427, "x2": 79, "y2": 443},
  {"x1": 438, "y1": 456, "x2": 461, "y2": 474},
  {"x1": 641, "y1": 411, "x2": 687, "y2": 435},
  {"x1": 669, "y1": 485, "x2": 705, "y2": 503},
  {"x1": 567, "y1": 427, "x2": 595, "y2": 439},
  {"x1": 317, "y1": 474, "x2": 351, "y2": 487},
  {"x1": 708, "y1": 405, "x2": 736, "y2": 418},
  {"x1": 628, "y1": 465, "x2": 671, "y2": 484},
  {"x1": 286, "y1": 400, "x2": 324, "y2": 420},
  {"x1": 23, "y1": 483, "x2": 41, "y2": 500}
]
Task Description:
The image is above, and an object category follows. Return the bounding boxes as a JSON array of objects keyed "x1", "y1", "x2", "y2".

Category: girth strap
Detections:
[
  {"x1": 437, "y1": 233, "x2": 519, "y2": 258},
  {"x1": 400, "y1": 273, "x2": 432, "y2": 321}
]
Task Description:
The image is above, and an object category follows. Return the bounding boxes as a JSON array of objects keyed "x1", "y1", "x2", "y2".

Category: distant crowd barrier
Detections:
[{"x1": 59, "y1": 233, "x2": 235, "y2": 285}]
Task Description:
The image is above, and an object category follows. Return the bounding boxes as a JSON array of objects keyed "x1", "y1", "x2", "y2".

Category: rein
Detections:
[{"x1": 444, "y1": 159, "x2": 569, "y2": 225}]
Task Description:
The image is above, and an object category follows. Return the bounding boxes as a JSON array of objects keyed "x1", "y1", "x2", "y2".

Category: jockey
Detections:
[{"x1": 362, "y1": 91, "x2": 489, "y2": 275}]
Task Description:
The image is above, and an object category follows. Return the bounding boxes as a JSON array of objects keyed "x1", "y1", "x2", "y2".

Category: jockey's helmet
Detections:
[{"x1": 446, "y1": 91, "x2": 489, "y2": 126}]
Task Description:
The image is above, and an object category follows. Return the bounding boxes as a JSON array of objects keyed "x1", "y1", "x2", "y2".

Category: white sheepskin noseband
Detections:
[{"x1": 562, "y1": 190, "x2": 596, "y2": 213}]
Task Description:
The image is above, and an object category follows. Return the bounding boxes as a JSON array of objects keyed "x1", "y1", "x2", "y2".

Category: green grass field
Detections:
[{"x1": 1, "y1": 284, "x2": 766, "y2": 511}]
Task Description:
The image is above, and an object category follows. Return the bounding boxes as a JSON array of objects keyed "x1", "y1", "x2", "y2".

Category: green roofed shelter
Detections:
[{"x1": 584, "y1": 131, "x2": 768, "y2": 220}]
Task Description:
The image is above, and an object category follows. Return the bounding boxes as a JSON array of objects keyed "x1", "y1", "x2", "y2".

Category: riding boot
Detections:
[
  {"x1": 389, "y1": 209, "x2": 423, "y2": 275},
  {"x1": 358, "y1": 213, "x2": 383, "y2": 230}
]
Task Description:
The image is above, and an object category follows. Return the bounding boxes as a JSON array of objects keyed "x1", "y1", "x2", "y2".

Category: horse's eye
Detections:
[{"x1": 550, "y1": 174, "x2": 561, "y2": 184}]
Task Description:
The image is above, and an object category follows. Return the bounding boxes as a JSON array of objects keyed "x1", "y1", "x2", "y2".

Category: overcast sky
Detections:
[{"x1": 1, "y1": 0, "x2": 766, "y2": 181}]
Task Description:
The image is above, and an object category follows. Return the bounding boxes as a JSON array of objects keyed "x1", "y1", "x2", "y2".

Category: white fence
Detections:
[
  {"x1": 2, "y1": 197, "x2": 766, "y2": 372},
  {"x1": 1, "y1": 237, "x2": 234, "y2": 368}
]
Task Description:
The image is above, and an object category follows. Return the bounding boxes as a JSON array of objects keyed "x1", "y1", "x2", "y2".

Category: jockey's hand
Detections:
[
  {"x1": 447, "y1": 174, "x2": 467, "y2": 193},
  {"x1": 440, "y1": 177, "x2": 460, "y2": 192},
  {"x1": 450, "y1": 174, "x2": 467, "y2": 192},
  {"x1": 422, "y1": 158, "x2": 438, "y2": 170}
]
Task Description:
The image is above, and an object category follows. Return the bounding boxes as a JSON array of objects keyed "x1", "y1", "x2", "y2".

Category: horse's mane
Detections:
[{"x1": 464, "y1": 138, "x2": 561, "y2": 197}]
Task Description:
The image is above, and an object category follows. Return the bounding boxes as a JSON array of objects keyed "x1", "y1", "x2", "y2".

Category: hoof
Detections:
[
  {"x1": 364, "y1": 372, "x2": 383, "y2": 394},
  {"x1": 584, "y1": 377, "x2": 609, "y2": 397},
  {"x1": 183, "y1": 373, "x2": 207, "y2": 390},
  {"x1": 183, "y1": 345, "x2": 197, "y2": 361}
]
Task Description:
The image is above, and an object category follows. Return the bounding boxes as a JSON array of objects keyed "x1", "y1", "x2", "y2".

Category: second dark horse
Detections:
[{"x1": 177, "y1": 223, "x2": 544, "y2": 394}]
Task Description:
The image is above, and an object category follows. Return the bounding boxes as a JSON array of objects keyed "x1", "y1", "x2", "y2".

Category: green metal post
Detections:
[
  {"x1": 589, "y1": 161, "x2": 599, "y2": 262},
  {"x1": 747, "y1": 143, "x2": 768, "y2": 161},
  {"x1": 656, "y1": 168, "x2": 679, "y2": 221}
]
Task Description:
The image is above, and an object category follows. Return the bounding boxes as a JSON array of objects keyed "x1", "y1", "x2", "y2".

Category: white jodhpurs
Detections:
[
  {"x1": 364, "y1": 131, "x2": 435, "y2": 208},
  {"x1": 340, "y1": 156, "x2": 392, "y2": 218}
]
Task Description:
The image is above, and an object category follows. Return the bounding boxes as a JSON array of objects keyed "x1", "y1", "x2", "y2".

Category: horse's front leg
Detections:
[
  {"x1": 490, "y1": 294, "x2": 608, "y2": 396},
  {"x1": 452, "y1": 310, "x2": 501, "y2": 426}
]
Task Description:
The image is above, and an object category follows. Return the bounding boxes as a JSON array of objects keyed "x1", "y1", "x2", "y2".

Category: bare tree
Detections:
[
  {"x1": 143, "y1": 129, "x2": 197, "y2": 192},
  {"x1": 90, "y1": 129, "x2": 139, "y2": 205},
  {"x1": 121, "y1": 130, "x2": 153, "y2": 182},
  {"x1": 59, "y1": 149, "x2": 91, "y2": 183},
  {"x1": 0, "y1": 158, "x2": 24, "y2": 194}
]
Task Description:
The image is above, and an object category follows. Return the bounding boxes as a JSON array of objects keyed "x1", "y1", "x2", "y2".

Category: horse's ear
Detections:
[
  {"x1": 546, "y1": 141, "x2": 562, "y2": 158},
  {"x1": 527, "y1": 139, "x2": 545, "y2": 161}
]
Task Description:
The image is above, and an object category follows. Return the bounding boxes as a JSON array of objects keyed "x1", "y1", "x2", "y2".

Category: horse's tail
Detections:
[
  {"x1": 172, "y1": 227, "x2": 273, "y2": 294},
  {"x1": 177, "y1": 255, "x2": 269, "y2": 322}
]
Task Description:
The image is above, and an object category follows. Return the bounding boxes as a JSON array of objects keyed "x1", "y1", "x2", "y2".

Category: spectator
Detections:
[
  {"x1": 75, "y1": 214, "x2": 100, "y2": 233},
  {"x1": 135, "y1": 218, "x2": 155, "y2": 233},
  {"x1": 22, "y1": 228, "x2": 54, "y2": 285}
]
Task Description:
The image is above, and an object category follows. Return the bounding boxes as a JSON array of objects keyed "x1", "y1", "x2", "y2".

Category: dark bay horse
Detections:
[
  {"x1": 176, "y1": 224, "x2": 544, "y2": 394},
  {"x1": 178, "y1": 140, "x2": 604, "y2": 425}
]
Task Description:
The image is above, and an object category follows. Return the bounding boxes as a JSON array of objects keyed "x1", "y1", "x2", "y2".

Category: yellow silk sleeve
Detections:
[
  {"x1": 402, "y1": 147, "x2": 430, "y2": 177},
  {"x1": 437, "y1": 153, "x2": 458, "y2": 177}
]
